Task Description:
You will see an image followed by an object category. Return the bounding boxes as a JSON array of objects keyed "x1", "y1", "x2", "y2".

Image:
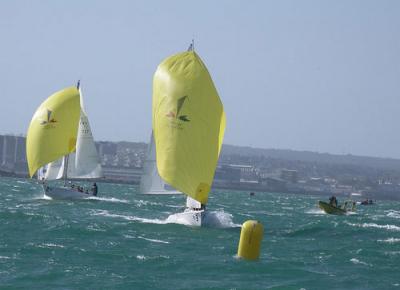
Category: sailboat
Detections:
[
  {"x1": 152, "y1": 43, "x2": 226, "y2": 226},
  {"x1": 139, "y1": 131, "x2": 181, "y2": 194},
  {"x1": 26, "y1": 82, "x2": 103, "y2": 199}
]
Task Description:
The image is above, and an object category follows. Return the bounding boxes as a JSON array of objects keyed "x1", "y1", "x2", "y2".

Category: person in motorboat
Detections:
[
  {"x1": 329, "y1": 196, "x2": 338, "y2": 207},
  {"x1": 361, "y1": 199, "x2": 374, "y2": 205},
  {"x1": 92, "y1": 182, "x2": 98, "y2": 196}
]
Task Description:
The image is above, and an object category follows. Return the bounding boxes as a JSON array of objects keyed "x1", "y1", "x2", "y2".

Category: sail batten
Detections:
[{"x1": 152, "y1": 51, "x2": 225, "y2": 204}]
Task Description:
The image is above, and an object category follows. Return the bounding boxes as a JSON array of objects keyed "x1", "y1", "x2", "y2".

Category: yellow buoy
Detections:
[{"x1": 237, "y1": 220, "x2": 263, "y2": 260}]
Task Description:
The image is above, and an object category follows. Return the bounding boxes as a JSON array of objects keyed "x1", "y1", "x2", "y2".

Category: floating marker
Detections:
[{"x1": 237, "y1": 220, "x2": 263, "y2": 260}]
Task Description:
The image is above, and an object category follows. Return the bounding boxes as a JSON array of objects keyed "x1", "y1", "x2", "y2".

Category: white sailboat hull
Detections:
[
  {"x1": 172, "y1": 209, "x2": 205, "y2": 226},
  {"x1": 43, "y1": 184, "x2": 96, "y2": 200}
]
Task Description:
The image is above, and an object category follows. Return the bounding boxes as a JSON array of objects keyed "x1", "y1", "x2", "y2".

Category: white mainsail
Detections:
[
  {"x1": 44, "y1": 158, "x2": 64, "y2": 180},
  {"x1": 140, "y1": 132, "x2": 180, "y2": 194},
  {"x1": 44, "y1": 87, "x2": 103, "y2": 180}
]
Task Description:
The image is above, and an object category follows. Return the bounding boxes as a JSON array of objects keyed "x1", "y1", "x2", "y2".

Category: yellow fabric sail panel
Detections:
[
  {"x1": 152, "y1": 51, "x2": 226, "y2": 204},
  {"x1": 26, "y1": 87, "x2": 81, "y2": 177}
]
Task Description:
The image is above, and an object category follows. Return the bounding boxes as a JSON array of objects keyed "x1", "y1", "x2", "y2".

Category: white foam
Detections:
[
  {"x1": 136, "y1": 255, "x2": 169, "y2": 260},
  {"x1": 387, "y1": 210, "x2": 400, "y2": 219},
  {"x1": 87, "y1": 196, "x2": 129, "y2": 203},
  {"x1": 384, "y1": 251, "x2": 400, "y2": 256},
  {"x1": 42, "y1": 195, "x2": 52, "y2": 200},
  {"x1": 134, "y1": 199, "x2": 163, "y2": 207},
  {"x1": 92, "y1": 208, "x2": 240, "y2": 228},
  {"x1": 350, "y1": 258, "x2": 371, "y2": 266},
  {"x1": 306, "y1": 208, "x2": 326, "y2": 215},
  {"x1": 202, "y1": 210, "x2": 241, "y2": 228},
  {"x1": 137, "y1": 236, "x2": 169, "y2": 244},
  {"x1": 377, "y1": 238, "x2": 400, "y2": 244},
  {"x1": 16, "y1": 180, "x2": 29, "y2": 184},
  {"x1": 37, "y1": 243, "x2": 65, "y2": 249},
  {"x1": 346, "y1": 222, "x2": 400, "y2": 232},
  {"x1": 92, "y1": 209, "x2": 168, "y2": 224}
]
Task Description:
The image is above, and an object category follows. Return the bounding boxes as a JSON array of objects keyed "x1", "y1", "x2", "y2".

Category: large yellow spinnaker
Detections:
[
  {"x1": 26, "y1": 87, "x2": 81, "y2": 177},
  {"x1": 152, "y1": 51, "x2": 226, "y2": 204}
]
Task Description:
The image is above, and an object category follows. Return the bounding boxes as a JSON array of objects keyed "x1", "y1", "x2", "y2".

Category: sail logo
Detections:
[
  {"x1": 166, "y1": 96, "x2": 190, "y2": 122},
  {"x1": 39, "y1": 109, "x2": 57, "y2": 128}
]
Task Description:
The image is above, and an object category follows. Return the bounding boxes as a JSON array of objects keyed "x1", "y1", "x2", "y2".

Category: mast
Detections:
[
  {"x1": 187, "y1": 39, "x2": 194, "y2": 51},
  {"x1": 62, "y1": 80, "x2": 80, "y2": 186},
  {"x1": 62, "y1": 155, "x2": 69, "y2": 186}
]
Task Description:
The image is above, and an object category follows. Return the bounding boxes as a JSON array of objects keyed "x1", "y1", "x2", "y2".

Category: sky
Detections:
[{"x1": 1, "y1": 0, "x2": 399, "y2": 158}]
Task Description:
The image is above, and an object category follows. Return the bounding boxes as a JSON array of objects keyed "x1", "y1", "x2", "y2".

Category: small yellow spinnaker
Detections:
[
  {"x1": 26, "y1": 87, "x2": 81, "y2": 177},
  {"x1": 152, "y1": 51, "x2": 226, "y2": 205}
]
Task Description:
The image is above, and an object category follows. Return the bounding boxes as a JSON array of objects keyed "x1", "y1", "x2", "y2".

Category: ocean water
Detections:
[{"x1": 0, "y1": 176, "x2": 399, "y2": 290}]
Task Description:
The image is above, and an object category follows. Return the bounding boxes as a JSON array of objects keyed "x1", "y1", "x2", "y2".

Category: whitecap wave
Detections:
[
  {"x1": 387, "y1": 210, "x2": 400, "y2": 219},
  {"x1": 33, "y1": 194, "x2": 52, "y2": 200},
  {"x1": 16, "y1": 180, "x2": 29, "y2": 184},
  {"x1": 203, "y1": 210, "x2": 241, "y2": 228},
  {"x1": 306, "y1": 208, "x2": 326, "y2": 215},
  {"x1": 377, "y1": 238, "x2": 400, "y2": 244},
  {"x1": 92, "y1": 208, "x2": 240, "y2": 228},
  {"x1": 137, "y1": 236, "x2": 169, "y2": 244},
  {"x1": 91, "y1": 209, "x2": 168, "y2": 224},
  {"x1": 134, "y1": 199, "x2": 163, "y2": 207},
  {"x1": 123, "y1": 234, "x2": 172, "y2": 244},
  {"x1": 37, "y1": 243, "x2": 65, "y2": 249},
  {"x1": 136, "y1": 255, "x2": 170, "y2": 260},
  {"x1": 350, "y1": 258, "x2": 371, "y2": 266},
  {"x1": 87, "y1": 196, "x2": 129, "y2": 203},
  {"x1": 345, "y1": 222, "x2": 400, "y2": 232}
]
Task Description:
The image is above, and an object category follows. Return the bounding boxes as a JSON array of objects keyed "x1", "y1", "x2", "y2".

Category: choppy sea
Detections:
[{"x1": 0, "y1": 176, "x2": 399, "y2": 289}]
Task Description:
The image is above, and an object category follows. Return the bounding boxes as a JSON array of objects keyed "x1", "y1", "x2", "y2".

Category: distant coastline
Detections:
[{"x1": 1, "y1": 134, "x2": 400, "y2": 201}]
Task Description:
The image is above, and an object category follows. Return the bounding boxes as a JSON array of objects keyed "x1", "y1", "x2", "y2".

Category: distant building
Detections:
[
  {"x1": 1, "y1": 135, "x2": 17, "y2": 170},
  {"x1": 0, "y1": 135, "x2": 27, "y2": 174},
  {"x1": 0, "y1": 135, "x2": 4, "y2": 165},
  {"x1": 225, "y1": 164, "x2": 257, "y2": 181},
  {"x1": 214, "y1": 165, "x2": 241, "y2": 183},
  {"x1": 280, "y1": 169, "x2": 298, "y2": 183},
  {"x1": 260, "y1": 176, "x2": 287, "y2": 192},
  {"x1": 15, "y1": 136, "x2": 26, "y2": 163},
  {"x1": 97, "y1": 141, "x2": 117, "y2": 156}
]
